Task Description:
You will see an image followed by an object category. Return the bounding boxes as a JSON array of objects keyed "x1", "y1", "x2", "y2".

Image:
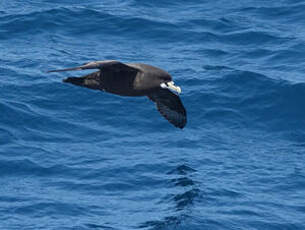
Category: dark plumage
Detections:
[{"x1": 48, "y1": 60, "x2": 187, "y2": 128}]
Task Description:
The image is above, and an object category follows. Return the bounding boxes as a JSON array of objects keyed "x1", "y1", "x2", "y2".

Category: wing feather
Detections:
[
  {"x1": 47, "y1": 60, "x2": 138, "y2": 73},
  {"x1": 148, "y1": 89, "x2": 187, "y2": 129}
]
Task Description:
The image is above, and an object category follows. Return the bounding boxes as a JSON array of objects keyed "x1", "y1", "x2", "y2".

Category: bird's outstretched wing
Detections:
[
  {"x1": 148, "y1": 89, "x2": 187, "y2": 129},
  {"x1": 48, "y1": 60, "x2": 139, "y2": 94},
  {"x1": 47, "y1": 60, "x2": 138, "y2": 73}
]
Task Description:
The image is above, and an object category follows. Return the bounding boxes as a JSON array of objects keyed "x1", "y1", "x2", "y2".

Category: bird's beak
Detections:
[{"x1": 160, "y1": 81, "x2": 182, "y2": 94}]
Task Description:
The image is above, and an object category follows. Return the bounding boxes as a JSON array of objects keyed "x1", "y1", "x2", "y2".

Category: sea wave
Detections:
[
  {"x1": 1, "y1": 0, "x2": 305, "y2": 229},
  {"x1": 186, "y1": 68, "x2": 305, "y2": 133}
]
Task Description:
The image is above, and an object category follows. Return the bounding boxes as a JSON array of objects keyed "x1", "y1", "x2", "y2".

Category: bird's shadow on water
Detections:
[{"x1": 138, "y1": 164, "x2": 201, "y2": 230}]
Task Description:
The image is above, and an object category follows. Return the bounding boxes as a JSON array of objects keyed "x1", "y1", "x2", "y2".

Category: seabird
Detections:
[{"x1": 48, "y1": 60, "x2": 187, "y2": 129}]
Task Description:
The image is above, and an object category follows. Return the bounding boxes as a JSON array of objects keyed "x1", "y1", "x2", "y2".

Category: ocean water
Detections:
[{"x1": 1, "y1": 0, "x2": 305, "y2": 229}]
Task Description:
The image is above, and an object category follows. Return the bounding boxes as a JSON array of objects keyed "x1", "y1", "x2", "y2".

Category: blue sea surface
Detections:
[{"x1": 1, "y1": 0, "x2": 305, "y2": 229}]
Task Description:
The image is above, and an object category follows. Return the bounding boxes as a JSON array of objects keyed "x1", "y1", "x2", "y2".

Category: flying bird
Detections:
[{"x1": 48, "y1": 60, "x2": 186, "y2": 129}]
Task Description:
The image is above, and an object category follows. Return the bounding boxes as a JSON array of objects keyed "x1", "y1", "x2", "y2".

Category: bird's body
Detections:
[{"x1": 48, "y1": 60, "x2": 187, "y2": 128}]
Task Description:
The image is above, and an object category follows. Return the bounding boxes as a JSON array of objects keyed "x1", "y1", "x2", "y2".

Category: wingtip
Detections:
[
  {"x1": 46, "y1": 67, "x2": 82, "y2": 73},
  {"x1": 176, "y1": 121, "x2": 186, "y2": 129}
]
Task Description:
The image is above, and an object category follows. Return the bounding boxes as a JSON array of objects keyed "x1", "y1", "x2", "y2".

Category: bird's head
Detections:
[{"x1": 158, "y1": 74, "x2": 182, "y2": 94}]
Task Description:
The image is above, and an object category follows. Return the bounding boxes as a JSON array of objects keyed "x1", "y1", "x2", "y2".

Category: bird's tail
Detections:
[
  {"x1": 63, "y1": 71, "x2": 102, "y2": 90},
  {"x1": 63, "y1": 76, "x2": 85, "y2": 86}
]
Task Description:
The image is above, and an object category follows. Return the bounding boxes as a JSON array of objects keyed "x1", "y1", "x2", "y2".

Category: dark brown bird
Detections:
[{"x1": 48, "y1": 60, "x2": 186, "y2": 128}]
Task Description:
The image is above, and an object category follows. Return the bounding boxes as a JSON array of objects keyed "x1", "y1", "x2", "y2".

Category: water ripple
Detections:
[{"x1": 1, "y1": 0, "x2": 305, "y2": 229}]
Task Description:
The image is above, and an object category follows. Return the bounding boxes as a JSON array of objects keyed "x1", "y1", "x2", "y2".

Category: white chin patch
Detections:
[{"x1": 160, "y1": 83, "x2": 167, "y2": 89}]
